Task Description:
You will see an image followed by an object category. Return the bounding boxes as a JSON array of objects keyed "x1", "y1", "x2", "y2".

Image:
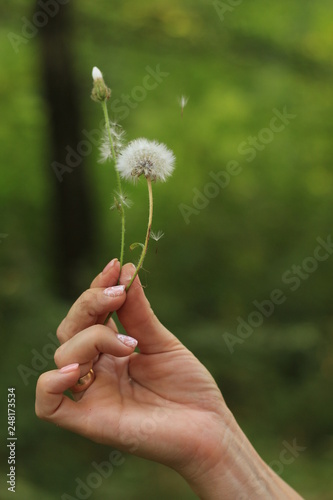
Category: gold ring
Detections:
[{"x1": 70, "y1": 369, "x2": 95, "y2": 393}]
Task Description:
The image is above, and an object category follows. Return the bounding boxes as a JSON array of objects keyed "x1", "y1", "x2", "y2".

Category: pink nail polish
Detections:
[
  {"x1": 59, "y1": 363, "x2": 79, "y2": 374},
  {"x1": 117, "y1": 334, "x2": 138, "y2": 348},
  {"x1": 103, "y1": 285, "x2": 125, "y2": 297},
  {"x1": 102, "y1": 258, "x2": 117, "y2": 275}
]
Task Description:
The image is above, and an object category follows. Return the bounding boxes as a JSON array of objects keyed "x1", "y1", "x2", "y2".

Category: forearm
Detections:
[{"x1": 183, "y1": 418, "x2": 303, "y2": 500}]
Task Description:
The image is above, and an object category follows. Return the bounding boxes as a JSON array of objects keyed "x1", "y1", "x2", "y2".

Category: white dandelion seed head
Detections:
[
  {"x1": 92, "y1": 66, "x2": 103, "y2": 81},
  {"x1": 151, "y1": 230, "x2": 164, "y2": 241},
  {"x1": 99, "y1": 122, "x2": 126, "y2": 163},
  {"x1": 116, "y1": 138, "x2": 175, "y2": 182}
]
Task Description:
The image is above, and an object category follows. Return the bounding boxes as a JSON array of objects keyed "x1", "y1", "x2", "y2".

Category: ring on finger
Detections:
[{"x1": 70, "y1": 368, "x2": 95, "y2": 393}]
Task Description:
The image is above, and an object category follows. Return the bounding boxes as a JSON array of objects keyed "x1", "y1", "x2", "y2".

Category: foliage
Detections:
[{"x1": 1, "y1": 0, "x2": 333, "y2": 498}]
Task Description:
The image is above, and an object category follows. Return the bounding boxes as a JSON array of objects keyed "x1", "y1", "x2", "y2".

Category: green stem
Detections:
[
  {"x1": 101, "y1": 100, "x2": 125, "y2": 268},
  {"x1": 126, "y1": 177, "x2": 153, "y2": 290}
]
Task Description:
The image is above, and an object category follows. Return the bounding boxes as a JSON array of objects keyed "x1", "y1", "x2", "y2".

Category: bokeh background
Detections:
[{"x1": 1, "y1": 0, "x2": 333, "y2": 498}]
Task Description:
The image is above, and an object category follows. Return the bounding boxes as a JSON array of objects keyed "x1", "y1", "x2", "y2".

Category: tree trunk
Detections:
[{"x1": 36, "y1": 1, "x2": 95, "y2": 299}]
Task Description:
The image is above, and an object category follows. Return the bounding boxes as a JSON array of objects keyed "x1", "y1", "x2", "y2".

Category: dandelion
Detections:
[
  {"x1": 116, "y1": 139, "x2": 175, "y2": 182},
  {"x1": 90, "y1": 65, "x2": 176, "y2": 294},
  {"x1": 178, "y1": 95, "x2": 189, "y2": 118},
  {"x1": 116, "y1": 139, "x2": 175, "y2": 289}
]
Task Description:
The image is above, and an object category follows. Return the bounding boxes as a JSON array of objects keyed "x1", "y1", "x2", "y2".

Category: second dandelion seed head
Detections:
[
  {"x1": 99, "y1": 122, "x2": 126, "y2": 163},
  {"x1": 116, "y1": 138, "x2": 175, "y2": 182}
]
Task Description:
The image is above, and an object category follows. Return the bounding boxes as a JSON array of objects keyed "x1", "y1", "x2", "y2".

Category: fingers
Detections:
[
  {"x1": 54, "y1": 325, "x2": 137, "y2": 369},
  {"x1": 36, "y1": 329, "x2": 138, "y2": 426},
  {"x1": 117, "y1": 263, "x2": 182, "y2": 354},
  {"x1": 35, "y1": 364, "x2": 100, "y2": 435},
  {"x1": 35, "y1": 364, "x2": 80, "y2": 424},
  {"x1": 57, "y1": 285, "x2": 126, "y2": 344},
  {"x1": 57, "y1": 257, "x2": 180, "y2": 359}
]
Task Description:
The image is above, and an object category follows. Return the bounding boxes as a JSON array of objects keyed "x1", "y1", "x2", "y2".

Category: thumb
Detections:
[
  {"x1": 36, "y1": 364, "x2": 82, "y2": 429},
  {"x1": 117, "y1": 264, "x2": 181, "y2": 354}
]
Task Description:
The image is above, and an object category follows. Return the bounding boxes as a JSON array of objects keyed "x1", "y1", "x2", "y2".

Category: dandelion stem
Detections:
[
  {"x1": 101, "y1": 100, "x2": 125, "y2": 268},
  {"x1": 126, "y1": 177, "x2": 153, "y2": 290}
]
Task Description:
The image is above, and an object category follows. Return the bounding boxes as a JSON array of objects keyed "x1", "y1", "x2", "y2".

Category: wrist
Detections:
[{"x1": 179, "y1": 411, "x2": 303, "y2": 499}]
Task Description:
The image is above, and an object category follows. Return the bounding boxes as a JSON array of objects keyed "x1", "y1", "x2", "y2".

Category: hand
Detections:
[
  {"x1": 36, "y1": 260, "x2": 302, "y2": 499},
  {"x1": 35, "y1": 260, "x2": 228, "y2": 471}
]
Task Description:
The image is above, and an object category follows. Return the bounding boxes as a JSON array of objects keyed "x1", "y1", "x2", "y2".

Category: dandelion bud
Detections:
[
  {"x1": 91, "y1": 66, "x2": 111, "y2": 102},
  {"x1": 116, "y1": 138, "x2": 175, "y2": 182},
  {"x1": 92, "y1": 66, "x2": 103, "y2": 81}
]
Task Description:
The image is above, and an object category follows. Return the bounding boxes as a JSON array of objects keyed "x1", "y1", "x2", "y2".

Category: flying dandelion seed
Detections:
[
  {"x1": 151, "y1": 230, "x2": 164, "y2": 255},
  {"x1": 151, "y1": 230, "x2": 164, "y2": 241},
  {"x1": 178, "y1": 96, "x2": 189, "y2": 118}
]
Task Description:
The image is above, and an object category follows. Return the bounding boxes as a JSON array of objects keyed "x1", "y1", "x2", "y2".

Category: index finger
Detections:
[
  {"x1": 57, "y1": 259, "x2": 124, "y2": 344},
  {"x1": 57, "y1": 286, "x2": 126, "y2": 344},
  {"x1": 90, "y1": 258, "x2": 120, "y2": 289}
]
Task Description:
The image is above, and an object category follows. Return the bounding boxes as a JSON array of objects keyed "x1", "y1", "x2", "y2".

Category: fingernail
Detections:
[
  {"x1": 124, "y1": 273, "x2": 134, "y2": 283},
  {"x1": 102, "y1": 258, "x2": 118, "y2": 274},
  {"x1": 103, "y1": 285, "x2": 125, "y2": 297},
  {"x1": 117, "y1": 334, "x2": 138, "y2": 348},
  {"x1": 59, "y1": 363, "x2": 79, "y2": 374}
]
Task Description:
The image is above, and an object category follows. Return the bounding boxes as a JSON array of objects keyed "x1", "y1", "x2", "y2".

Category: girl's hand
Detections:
[{"x1": 36, "y1": 260, "x2": 302, "y2": 499}]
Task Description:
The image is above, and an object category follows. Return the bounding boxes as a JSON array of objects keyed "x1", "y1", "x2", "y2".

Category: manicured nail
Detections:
[
  {"x1": 102, "y1": 258, "x2": 118, "y2": 274},
  {"x1": 103, "y1": 285, "x2": 125, "y2": 297},
  {"x1": 117, "y1": 334, "x2": 138, "y2": 348},
  {"x1": 59, "y1": 363, "x2": 79, "y2": 374},
  {"x1": 124, "y1": 273, "x2": 134, "y2": 284}
]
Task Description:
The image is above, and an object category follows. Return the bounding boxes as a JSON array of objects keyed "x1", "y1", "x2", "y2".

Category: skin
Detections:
[{"x1": 35, "y1": 260, "x2": 303, "y2": 499}]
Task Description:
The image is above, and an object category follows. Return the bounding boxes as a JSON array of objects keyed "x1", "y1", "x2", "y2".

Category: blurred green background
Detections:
[{"x1": 1, "y1": 0, "x2": 333, "y2": 498}]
